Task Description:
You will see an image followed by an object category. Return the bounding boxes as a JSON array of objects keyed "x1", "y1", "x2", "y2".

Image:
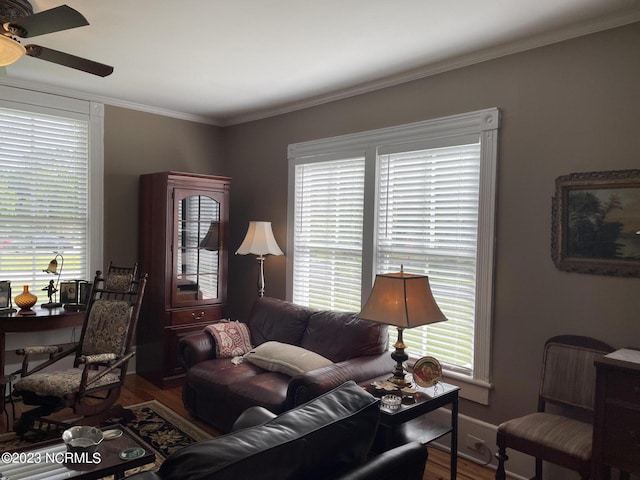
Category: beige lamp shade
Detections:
[
  {"x1": 236, "y1": 221, "x2": 283, "y2": 256},
  {"x1": 358, "y1": 270, "x2": 446, "y2": 328},
  {"x1": 358, "y1": 268, "x2": 446, "y2": 386},
  {"x1": 43, "y1": 258, "x2": 59, "y2": 275},
  {"x1": 0, "y1": 36, "x2": 26, "y2": 66}
]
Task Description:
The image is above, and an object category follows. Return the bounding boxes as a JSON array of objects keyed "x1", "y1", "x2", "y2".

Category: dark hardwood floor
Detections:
[{"x1": 4, "y1": 374, "x2": 505, "y2": 480}]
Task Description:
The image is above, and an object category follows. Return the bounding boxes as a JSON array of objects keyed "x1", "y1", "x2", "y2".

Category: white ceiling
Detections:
[{"x1": 2, "y1": 0, "x2": 640, "y2": 125}]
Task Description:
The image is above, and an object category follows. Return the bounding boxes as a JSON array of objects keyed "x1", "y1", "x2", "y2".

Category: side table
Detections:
[{"x1": 362, "y1": 377, "x2": 460, "y2": 480}]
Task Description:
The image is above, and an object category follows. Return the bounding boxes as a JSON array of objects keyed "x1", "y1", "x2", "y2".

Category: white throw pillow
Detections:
[{"x1": 243, "y1": 341, "x2": 333, "y2": 376}]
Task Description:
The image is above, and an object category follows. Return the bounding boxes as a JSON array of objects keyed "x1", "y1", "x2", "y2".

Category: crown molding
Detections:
[
  {"x1": 0, "y1": 76, "x2": 223, "y2": 126},
  {"x1": 1, "y1": 11, "x2": 638, "y2": 128},
  {"x1": 221, "y1": 11, "x2": 640, "y2": 126}
]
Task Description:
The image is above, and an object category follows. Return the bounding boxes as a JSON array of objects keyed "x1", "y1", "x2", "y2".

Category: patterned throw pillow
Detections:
[{"x1": 204, "y1": 320, "x2": 253, "y2": 358}]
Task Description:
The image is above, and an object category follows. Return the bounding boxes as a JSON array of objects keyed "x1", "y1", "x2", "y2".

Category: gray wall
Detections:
[
  {"x1": 224, "y1": 22, "x2": 640, "y2": 426},
  {"x1": 103, "y1": 106, "x2": 225, "y2": 266},
  {"x1": 98, "y1": 22, "x2": 640, "y2": 428}
]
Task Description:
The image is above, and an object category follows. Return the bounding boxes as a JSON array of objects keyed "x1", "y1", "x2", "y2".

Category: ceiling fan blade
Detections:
[
  {"x1": 25, "y1": 45, "x2": 113, "y2": 77},
  {"x1": 8, "y1": 5, "x2": 88, "y2": 38}
]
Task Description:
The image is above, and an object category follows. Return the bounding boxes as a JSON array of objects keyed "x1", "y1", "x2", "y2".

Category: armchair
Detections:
[{"x1": 13, "y1": 270, "x2": 147, "y2": 436}]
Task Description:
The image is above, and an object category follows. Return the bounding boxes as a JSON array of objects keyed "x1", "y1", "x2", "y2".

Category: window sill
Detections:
[
  {"x1": 407, "y1": 356, "x2": 492, "y2": 405},
  {"x1": 442, "y1": 370, "x2": 492, "y2": 405}
]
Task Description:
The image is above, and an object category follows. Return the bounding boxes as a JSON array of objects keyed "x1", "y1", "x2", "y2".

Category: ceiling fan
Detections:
[{"x1": 0, "y1": 0, "x2": 113, "y2": 77}]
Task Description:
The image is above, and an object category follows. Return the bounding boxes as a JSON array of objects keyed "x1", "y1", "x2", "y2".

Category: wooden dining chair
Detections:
[{"x1": 495, "y1": 335, "x2": 614, "y2": 480}]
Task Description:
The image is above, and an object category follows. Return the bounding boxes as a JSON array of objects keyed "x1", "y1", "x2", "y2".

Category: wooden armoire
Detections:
[{"x1": 137, "y1": 171, "x2": 230, "y2": 387}]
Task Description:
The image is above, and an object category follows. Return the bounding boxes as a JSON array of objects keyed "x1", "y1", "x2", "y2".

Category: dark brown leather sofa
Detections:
[
  {"x1": 128, "y1": 381, "x2": 428, "y2": 480},
  {"x1": 180, "y1": 297, "x2": 395, "y2": 432}
]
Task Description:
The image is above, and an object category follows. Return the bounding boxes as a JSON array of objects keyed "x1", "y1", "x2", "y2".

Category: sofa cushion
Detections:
[
  {"x1": 158, "y1": 381, "x2": 380, "y2": 480},
  {"x1": 246, "y1": 297, "x2": 314, "y2": 347},
  {"x1": 301, "y1": 311, "x2": 389, "y2": 362},
  {"x1": 205, "y1": 320, "x2": 253, "y2": 358},
  {"x1": 244, "y1": 341, "x2": 333, "y2": 376}
]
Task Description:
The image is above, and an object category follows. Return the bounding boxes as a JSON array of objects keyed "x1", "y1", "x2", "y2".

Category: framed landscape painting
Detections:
[{"x1": 551, "y1": 169, "x2": 640, "y2": 277}]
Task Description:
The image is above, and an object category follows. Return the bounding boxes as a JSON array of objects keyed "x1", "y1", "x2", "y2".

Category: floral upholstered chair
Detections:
[
  {"x1": 105, "y1": 261, "x2": 138, "y2": 291},
  {"x1": 13, "y1": 269, "x2": 147, "y2": 436}
]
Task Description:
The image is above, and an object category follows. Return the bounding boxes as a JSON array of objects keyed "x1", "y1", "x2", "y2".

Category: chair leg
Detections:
[
  {"x1": 495, "y1": 444, "x2": 508, "y2": 480},
  {"x1": 535, "y1": 458, "x2": 542, "y2": 479}
]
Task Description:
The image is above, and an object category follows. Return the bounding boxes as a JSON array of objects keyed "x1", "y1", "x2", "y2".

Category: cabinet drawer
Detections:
[
  {"x1": 607, "y1": 370, "x2": 640, "y2": 405},
  {"x1": 170, "y1": 306, "x2": 223, "y2": 326}
]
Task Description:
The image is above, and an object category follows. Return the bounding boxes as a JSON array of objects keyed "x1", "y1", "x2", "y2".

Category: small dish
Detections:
[
  {"x1": 412, "y1": 356, "x2": 442, "y2": 387},
  {"x1": 103, "y1": 428, "x2": 123, "y2": 440},
  {"x1": 62, "y1": 426, "x2": 103, "y2": 455},
  {"x1": 380, "y1": 394, "x2": 402, "y2": 411},
  {"x1": 119, "y1": 447, "x2": 145, "y2": 460}
]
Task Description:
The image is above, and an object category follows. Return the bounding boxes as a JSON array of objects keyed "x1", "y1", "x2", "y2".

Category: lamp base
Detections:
[
  {"x1": 387, "y1": 373, "x2": 411, "y2": 388},
  {"x1": 388, "y1": 327, "x2": 410, "y2": 387},
  {"x1": 41, "y1": 302, "x2": 62, "y2": 309}
]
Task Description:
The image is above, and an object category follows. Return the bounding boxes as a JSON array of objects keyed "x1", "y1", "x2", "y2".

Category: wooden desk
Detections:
[
  {"x1": 0, "y1": 307, "x2": 84, "y2": 375},
  {"x1": 592, "y1": 348, "x2": 640, "y2": 479}
]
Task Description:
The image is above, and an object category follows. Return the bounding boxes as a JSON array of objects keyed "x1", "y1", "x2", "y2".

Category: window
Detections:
[
  {"x1": 0, "y1": 85, "x2": 104, "y2": 298},
  {"x1": 292, "y1": 156, "x2": 365, "y2": 311},
  {"x1": 287, "y1": 109, "x2": 499, "y2": 403}
]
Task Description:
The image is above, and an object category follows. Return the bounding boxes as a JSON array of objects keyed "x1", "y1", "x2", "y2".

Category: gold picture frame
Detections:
[{"x1": 551, "y1": 169, "x2": 640, "y2": 277}]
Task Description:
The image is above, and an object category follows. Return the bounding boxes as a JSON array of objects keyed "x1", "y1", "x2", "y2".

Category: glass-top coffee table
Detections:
[{"x1": 0, "y1": 424, "x2": 155, "y2": 480}]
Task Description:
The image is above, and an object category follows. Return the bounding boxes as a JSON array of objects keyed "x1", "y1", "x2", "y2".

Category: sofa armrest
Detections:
[
  {"x1": 336, "y1": 442, "x2": 428, "y2": 480},
  {"x1": 178, "y1": 332, "x2": 217, "y2": 368},
  {"x1": 232, "y1": 406, "x2": 278, "y2": 431},
  {"x1": 286, "y1": 352, "x2": 395, "y2": 407}
]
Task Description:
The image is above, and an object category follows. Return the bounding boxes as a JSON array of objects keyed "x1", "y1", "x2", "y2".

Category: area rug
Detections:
[{"x1": 0, "y1": 400, "x2": 212, "y2": 475}]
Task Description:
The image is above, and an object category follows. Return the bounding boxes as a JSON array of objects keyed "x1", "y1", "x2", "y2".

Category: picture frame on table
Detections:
[
  {"x1": 60, "y1": 281, "x2": 78, "y2": 305},
  {"x1": 551, "y1": 169, "x2": 640, "y2": 277},
  {"x1": 0, "y1": 281, "x2": 12, "y2": 311},
  {"x1": 79, "y1": 281, "x2": 92, "y2": 306}
]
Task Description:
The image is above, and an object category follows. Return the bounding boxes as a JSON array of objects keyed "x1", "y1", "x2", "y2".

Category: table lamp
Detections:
[
  {"x1": 358, "y1": 267, "x2": 446, "y2": 387},
  {"x1": 236, "y1": 221, "x2": 283, "y2": 297}
]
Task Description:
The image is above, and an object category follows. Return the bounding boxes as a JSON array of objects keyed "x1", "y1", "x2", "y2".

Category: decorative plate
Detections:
[
  {"x1": 119, "y1": 447, "x2": 146, "y2": 460},
  {"x1": 103, "y1": 428, "x2": 123, "y2": 440},
  {"x1": 412, "y1": 356, "x2": 442, "y2": 387}
]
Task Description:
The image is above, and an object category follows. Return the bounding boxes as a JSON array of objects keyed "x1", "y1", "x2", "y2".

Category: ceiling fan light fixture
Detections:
[{"x1": 0, "y1": 34, "x2": 25, "y2": 66}]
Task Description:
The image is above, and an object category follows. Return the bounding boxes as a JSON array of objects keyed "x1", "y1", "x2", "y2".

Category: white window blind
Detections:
[
  {"x1": 288, "y1": 108, "x2": 499, "y2": 403},
  {"x1": 0, "y1": 105, "x2": 90, "y2": 296},
  {"x1": 292, "y1": 157, "x2": 365, "y2": 311},
  {"x1": 377, "y1": 142, "x2": 481, "y2": 374}
]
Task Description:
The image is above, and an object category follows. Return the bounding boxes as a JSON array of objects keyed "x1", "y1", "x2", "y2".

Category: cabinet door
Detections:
[{"x1": 172, "y1": 188, "x2": 225, "y2": 307}]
